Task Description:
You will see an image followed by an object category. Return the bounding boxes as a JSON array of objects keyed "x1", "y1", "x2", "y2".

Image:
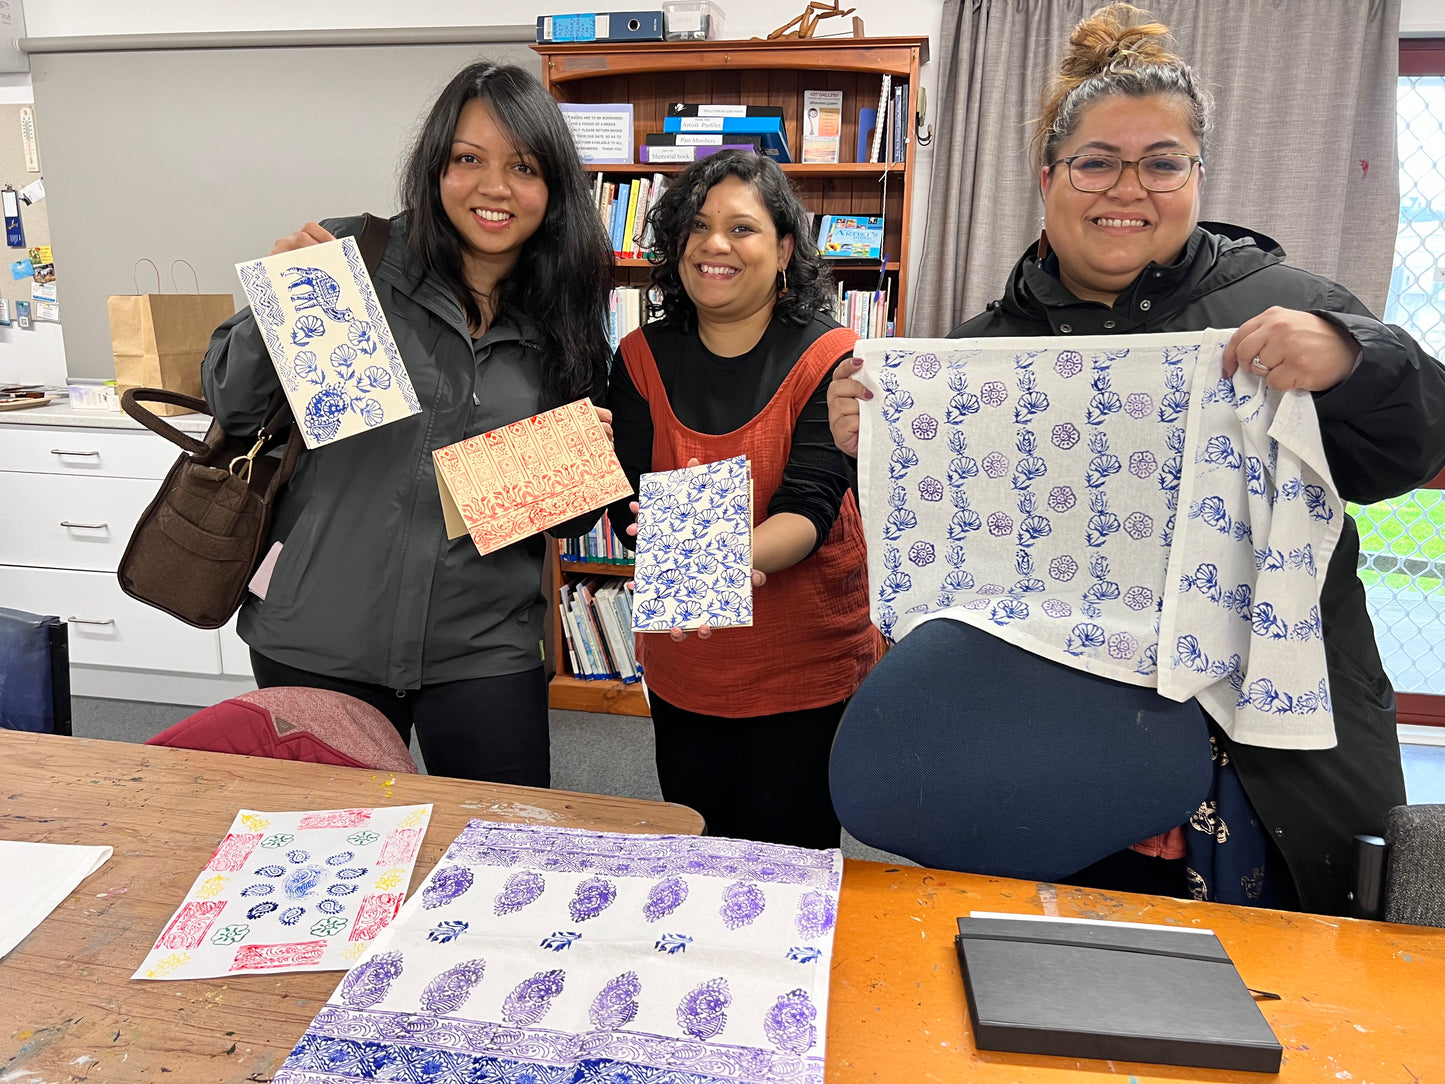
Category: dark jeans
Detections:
[
  {"x1": 249, "y1": 650, "x2": 549, "y2": 787},
  {"x1": 649, "y1": 690, "x2": 846, "y2": 850}
]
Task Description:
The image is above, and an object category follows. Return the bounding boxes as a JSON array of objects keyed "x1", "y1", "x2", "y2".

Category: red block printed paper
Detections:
[
  {"x1": 433, "y1": 398, "x2": 633, "y2": 557},
  {"x1": 133, "y1": 804, "x2": 432, "y2": 981}
]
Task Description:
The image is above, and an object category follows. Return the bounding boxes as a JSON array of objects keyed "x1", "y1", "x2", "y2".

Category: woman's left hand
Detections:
[
  {"x1": 1222, "y1": 307, "x2": 1361, "y2": 392},
  {"x1": 594, "y1": 405, "x2": 614, "y2": 443}
]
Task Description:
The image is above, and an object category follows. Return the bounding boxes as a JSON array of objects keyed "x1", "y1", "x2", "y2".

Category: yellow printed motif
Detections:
[
  {"x1": 195, "y1": 874, "x2": 229, "y2": 899},
  {"x1": 398, "y1": 807, "x2": 428, "y2": 829},
  {"x1": 145, "y1": 952, "x2": 192, "y2": 978},
  {"x1": 374, "y1": 867, "x2": 404, "y2": 892},
  {"x1": 240, "y1": 813, "x2": 271, "y2": 833},
  {"x1": 341, "y1": 941, "x2": 368, "y2": 963}
]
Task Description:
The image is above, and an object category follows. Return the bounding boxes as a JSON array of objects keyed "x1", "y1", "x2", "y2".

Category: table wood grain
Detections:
[{"x1": 0, "y1": 731, "x2": 702, "y2": 1082}]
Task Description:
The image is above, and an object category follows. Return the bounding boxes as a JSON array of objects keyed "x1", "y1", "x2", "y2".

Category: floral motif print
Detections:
[
  {"x1": 794, "y1": 890, "x2": 837, "y2": 940},
  {"x1": 719, "y1": 882, "x2": 766, "y2": 930},
  {"x1": 493, "y1": 871, "x2": 545, "y2": 915},
  {"x1": 501, "y1": 969, "x2": 566, "y2": 1026},
  {"x1": 338, "y1": 950, "x2": 403, "y2": 1009},
  {"x1": 642, "y1": 876, "x2": 688, "y2": 922},
  {"x1": 569, "y1": 877, "x2": 618, "y2": 923},
  {"x1": 677, "y1": 977, "x2": 732, "y2": 1040},
  {"x1": 589, "y1": 971, "x2": 642, "y2": 1029},
  {"x1": 763, "y1": 988, "x2": 819, "y2": 1054},
  {"x1": 419, "y1": 958, "x2": 487, "y2": 1014},
  {"x1": 422, "y1": 865, "x2": 474, "y2": 910}
]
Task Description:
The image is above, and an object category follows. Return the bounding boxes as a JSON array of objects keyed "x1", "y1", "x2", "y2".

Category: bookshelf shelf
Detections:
[
  {"x1": 537, "y1": 35, "x2": 927, "y2": 716},
  {"x1": 560, "y1": 558, "x2": 634, "y2": 577}
]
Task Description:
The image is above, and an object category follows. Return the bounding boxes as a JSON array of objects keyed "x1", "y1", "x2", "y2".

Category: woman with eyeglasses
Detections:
[{"x1": 827, "y1": 3, "x2": 1445, "y2": 913}]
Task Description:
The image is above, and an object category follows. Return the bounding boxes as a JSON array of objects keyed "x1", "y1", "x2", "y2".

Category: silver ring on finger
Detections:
[{"x1": 1250, "y1": 356, "x2": 1269, "y2": 373}]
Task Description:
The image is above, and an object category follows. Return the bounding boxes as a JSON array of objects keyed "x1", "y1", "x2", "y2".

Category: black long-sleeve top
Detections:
[{"x1": 607, "y1": 314, "x2": 856, "y2": 554}]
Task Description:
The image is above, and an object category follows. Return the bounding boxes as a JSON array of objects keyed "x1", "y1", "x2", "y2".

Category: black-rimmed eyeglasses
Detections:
[{"x1": 1051, "y1": 153, "x2": 1203, "y2": 193}]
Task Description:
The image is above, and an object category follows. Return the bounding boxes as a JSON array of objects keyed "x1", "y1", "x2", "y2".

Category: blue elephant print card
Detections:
[
  {"x1": 236, "y1": 237, "x2": 421, "y2": 450},
  {"x1": 632, "y1": 456, "x2": 754, "y2": 632}
]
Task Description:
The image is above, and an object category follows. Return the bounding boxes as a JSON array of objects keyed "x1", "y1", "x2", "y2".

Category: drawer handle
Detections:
[
  {"x1": 61, "y1": 521, "x2": 109, "y2": 530},
  {"x1": 67, "y1": 616, "x2": 116, "y2": 626},
  {"x1": 51, "y1": 448, "x2": 101, "y2": 457}
]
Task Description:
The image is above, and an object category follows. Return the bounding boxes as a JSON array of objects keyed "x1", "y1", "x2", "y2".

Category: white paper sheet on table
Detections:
[
  {"x1": 0, "y1": 840, "x2": 113, "y2": 958},
  {"x1": 133, "y1": 804, "x2": 432, "y2": 980},
  {"x1": 236, "y1": 236, "x2": 421, "y2": 450},
  {"x1": 274, "y1": 820, "x2": 842, "y2": 1084},
  {"x1": 855, "y1": 331, "x2": 1342, "y2": 750}
]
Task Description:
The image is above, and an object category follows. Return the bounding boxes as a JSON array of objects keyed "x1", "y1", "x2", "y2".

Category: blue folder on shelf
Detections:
[{"x1": 661, "y1": 115, "x2": 791, "y2": 163}]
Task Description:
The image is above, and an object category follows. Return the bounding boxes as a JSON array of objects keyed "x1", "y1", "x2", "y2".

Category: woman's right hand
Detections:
[
  {"x1": 826, "y1": 355, "x2": 873, "y2": 456},
  {"x1": 270, "y1": 222, "x2": 336, "y2": 256}
]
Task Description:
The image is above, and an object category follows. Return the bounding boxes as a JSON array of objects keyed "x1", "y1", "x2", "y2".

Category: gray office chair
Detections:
[
  {"x1": 0, "y1": 607, "x2": 72, "y2": 735},
  {"x1": 1352, "y1": 805, "x2": 1445, "y2": 927}
]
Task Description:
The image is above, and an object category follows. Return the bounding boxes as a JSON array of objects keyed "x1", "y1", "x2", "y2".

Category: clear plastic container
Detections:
[
  {"x1": 68, "y1": 382, "x2": 120, "y2": 411},
  {"x1": 663, "y1": 1, "x2": 725, "y2": 40}
]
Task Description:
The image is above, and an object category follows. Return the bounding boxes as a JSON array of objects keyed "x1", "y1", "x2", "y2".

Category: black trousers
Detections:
[
  {"x1": 649, "y1": 690, "x2": 846, "y2": 850},
  {"x1": 249, "y1": 650, "x2": 550, "y2": 788}
]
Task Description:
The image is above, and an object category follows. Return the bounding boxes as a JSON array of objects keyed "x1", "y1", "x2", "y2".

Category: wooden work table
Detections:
[{"x1": 4, "y1": 731, "x2": 1443, "y2": 1082}]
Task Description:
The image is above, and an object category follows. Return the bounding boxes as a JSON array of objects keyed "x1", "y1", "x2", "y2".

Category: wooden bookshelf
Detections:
[{"x1": 536, "y1": 36, "x2": 928, "y2": 716}]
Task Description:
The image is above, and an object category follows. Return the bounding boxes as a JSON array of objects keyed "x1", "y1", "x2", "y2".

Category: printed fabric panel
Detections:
[
  {"x1": 275, "y1": 820, "x2": 843, "y2": 1084},
  {"x1": 855, "y1": 331, "x2": 1342, "y2": 750}
]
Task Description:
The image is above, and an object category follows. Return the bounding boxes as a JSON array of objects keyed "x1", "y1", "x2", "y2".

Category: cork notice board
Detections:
[{"x1": 0, "y1": 102, "x2": 51, "y2": 315}]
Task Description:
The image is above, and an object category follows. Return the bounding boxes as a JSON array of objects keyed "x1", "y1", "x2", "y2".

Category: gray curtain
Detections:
[{"x1": 912, "y1": 0, "x2": 1401, "y2": 335}]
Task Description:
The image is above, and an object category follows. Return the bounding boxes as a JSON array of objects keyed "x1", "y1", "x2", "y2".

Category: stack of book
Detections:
[
  {"x1": 858, "y1": 77, "x2": 910, "y2": 164},
  {"x1": 560, "y1": 511, "x2": 632, "y2": 564},
  {"x1": 653, "y1": 103, "x2": 790, "y2": 163},
  {"x1": 593, "y1": 171, "x2": 668, "y2": 257},
  {"x1": 559, "y1": 577, "x2": 641, "y2": 683},
  {"x1": 835, "y1": 281, "x2": 893, "y2": 339}
]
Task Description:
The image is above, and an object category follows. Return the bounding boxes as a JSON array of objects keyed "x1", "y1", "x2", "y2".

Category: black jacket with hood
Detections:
[{"x1": 951, "y1": 222, "x2": 1445, "y2": 913}]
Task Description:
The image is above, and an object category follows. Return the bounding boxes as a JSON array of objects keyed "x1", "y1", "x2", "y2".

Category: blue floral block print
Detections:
[
  {"x1": 856, "y1": 331, "x2": 1343, "y2": 751},
  {"x1": 632, "y1": 456, "x2": 754, "y2": 632},
  {"x1": 274, "y1": 820, "x2": 842, "y2": 1084},
  {"x1": 236, "y1": 236, "x2": 420, "y2": 451}
]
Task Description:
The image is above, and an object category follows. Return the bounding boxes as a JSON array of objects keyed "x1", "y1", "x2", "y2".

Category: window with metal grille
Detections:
[{"x1": 1355, "y1": 39, "x2": 1445, "y2": 728}]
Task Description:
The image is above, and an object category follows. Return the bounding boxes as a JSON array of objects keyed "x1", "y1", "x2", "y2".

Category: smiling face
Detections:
[
  {"x1": 679, "y1": 175, "x2": 794, "y2": 329},
  {"x1": 1040, "y1": 93, "x2": 1202, "y2": 306},
  {"x1": 440, "y1": 98, "x2": 549, "y2": 287}
]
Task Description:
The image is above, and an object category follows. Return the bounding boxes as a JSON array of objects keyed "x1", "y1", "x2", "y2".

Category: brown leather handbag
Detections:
[
  {"x1": 117, "y1": 388, "x2": 303, "y2": 628},
  {"x1": 116, "y1": 213, "x2": 392, "y2": 629}
]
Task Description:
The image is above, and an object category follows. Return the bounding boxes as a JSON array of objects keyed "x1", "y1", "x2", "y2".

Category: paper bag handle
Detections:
[
  {"x1": 170, "y1": 259, "x2": 200, "y2": 293},
  {"x1": 132, "y1": 258, "x2": 161, "y2": 295}
]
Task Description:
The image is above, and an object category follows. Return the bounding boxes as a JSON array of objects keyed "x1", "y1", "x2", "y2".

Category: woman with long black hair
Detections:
[{"x1": 204, "y1": 62, "x2": 614, "y2": 785}]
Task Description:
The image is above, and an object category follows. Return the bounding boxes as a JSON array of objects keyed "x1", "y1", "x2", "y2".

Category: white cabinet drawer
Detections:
[
  {"x1": 219, "y1": 617, "x2": 255, "y2": 677},
  {"x1": 0, "y1": 424, "x2": 183, "y2": 480},
  {"x1": 0, "y1": 565, "x2": 221, "y2": 673},
  {"x1": 0, "y1": 472, "x2": 157, "y2": 572}
]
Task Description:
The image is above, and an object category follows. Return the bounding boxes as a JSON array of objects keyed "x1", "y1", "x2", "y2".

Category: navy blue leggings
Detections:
[{"x1": 829, "y1": 619, "x2": 1215, "y2": 880}]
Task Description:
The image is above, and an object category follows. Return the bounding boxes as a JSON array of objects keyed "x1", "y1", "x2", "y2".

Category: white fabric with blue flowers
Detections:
[
  {"x1": 856, "y1": 331, "x2": 1343, "y2": 750},
  {"x1": 274, "y1": 821, "x2": 842, "y2": 1084}
]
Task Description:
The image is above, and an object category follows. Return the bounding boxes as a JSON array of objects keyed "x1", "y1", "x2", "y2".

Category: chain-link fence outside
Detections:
[{"x1": 1361, "y1": 75, "x2": 1445, "y2": 696}]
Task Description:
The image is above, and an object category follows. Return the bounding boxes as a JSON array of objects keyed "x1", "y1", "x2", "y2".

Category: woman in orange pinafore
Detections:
[{"x1": 608, "y1": 152, "x2": 883, "y2": 849}]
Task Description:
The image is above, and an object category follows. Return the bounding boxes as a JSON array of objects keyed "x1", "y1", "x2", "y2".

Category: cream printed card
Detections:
[
  {"x1": 133, "y1": 804, "x2": 432, "y2": 980},
  {"x1": 632, "y1": 455, "x2": 754, "y2": 631},
  {"x1": 433, "y1": 399, "x2": 633, "y2": 558},
  {"x1": 237, "y1": 237, "x2": 421, "y2": 449}
]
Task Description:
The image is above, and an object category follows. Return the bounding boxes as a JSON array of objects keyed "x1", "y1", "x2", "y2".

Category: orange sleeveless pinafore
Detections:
[{"x1": 619, "y1": 325, "x2": 883, "y2": 718}]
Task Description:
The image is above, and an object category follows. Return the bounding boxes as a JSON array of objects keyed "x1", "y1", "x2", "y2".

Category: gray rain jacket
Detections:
[{"x1": 204, "y1": 213, "x2": 587, "y2": 690}]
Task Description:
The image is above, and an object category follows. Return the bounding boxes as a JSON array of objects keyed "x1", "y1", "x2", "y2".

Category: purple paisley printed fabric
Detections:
[
  {"x1": 764, "y1": 988, "x2": 819, "y2": 1054},
  {"x1": 719, "y1": 881, "x2": 766, "y2": 930},
  {"x1": 493, "y1": 870, "x2": 545, "y2": 916},
  {"x1": 419, "y1": 958, "x2": 486, "y2": 1014},
  {"x1": 677, "y1": 977, "x2": 732, "y2": 1040},
  {"x1": 501, "y1": 969, "x2": 566, "y2": 1026},
  {"x1": 589, "y1": 970, "x2": 642, "y2": 1029},
  {"x1": 642, "y1": 876, "x2": 688, "y2": 922},
  {"x1": 338, "y1": 950, "x2": 403, "y2": 1009},
  {"x1": 274, "y1": 821, "x2": 843, "y2": 1084},
  {"x1": 568, "y1": 876, "x2": 618, "y2": 922}
]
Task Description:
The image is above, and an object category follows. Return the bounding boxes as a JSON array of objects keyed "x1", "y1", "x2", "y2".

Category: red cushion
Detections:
[{"x1": 146, "y1": 688, "x2": 417, "y2": 774}]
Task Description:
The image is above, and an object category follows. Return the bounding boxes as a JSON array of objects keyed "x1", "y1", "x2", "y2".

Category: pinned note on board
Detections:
[{"x1": 3, "y1": 189, "x2": 23, "y2": 248}]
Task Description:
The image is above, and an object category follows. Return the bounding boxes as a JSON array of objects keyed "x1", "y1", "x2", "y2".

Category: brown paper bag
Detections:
[{"x1": 109, "y1": 259, "x2": 236, "y2": 417}]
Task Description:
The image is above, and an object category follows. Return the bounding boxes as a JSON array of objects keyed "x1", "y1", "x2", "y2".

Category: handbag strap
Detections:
[{"x1": 121, "y1": 387, "x2": 212, "y2": 455}]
